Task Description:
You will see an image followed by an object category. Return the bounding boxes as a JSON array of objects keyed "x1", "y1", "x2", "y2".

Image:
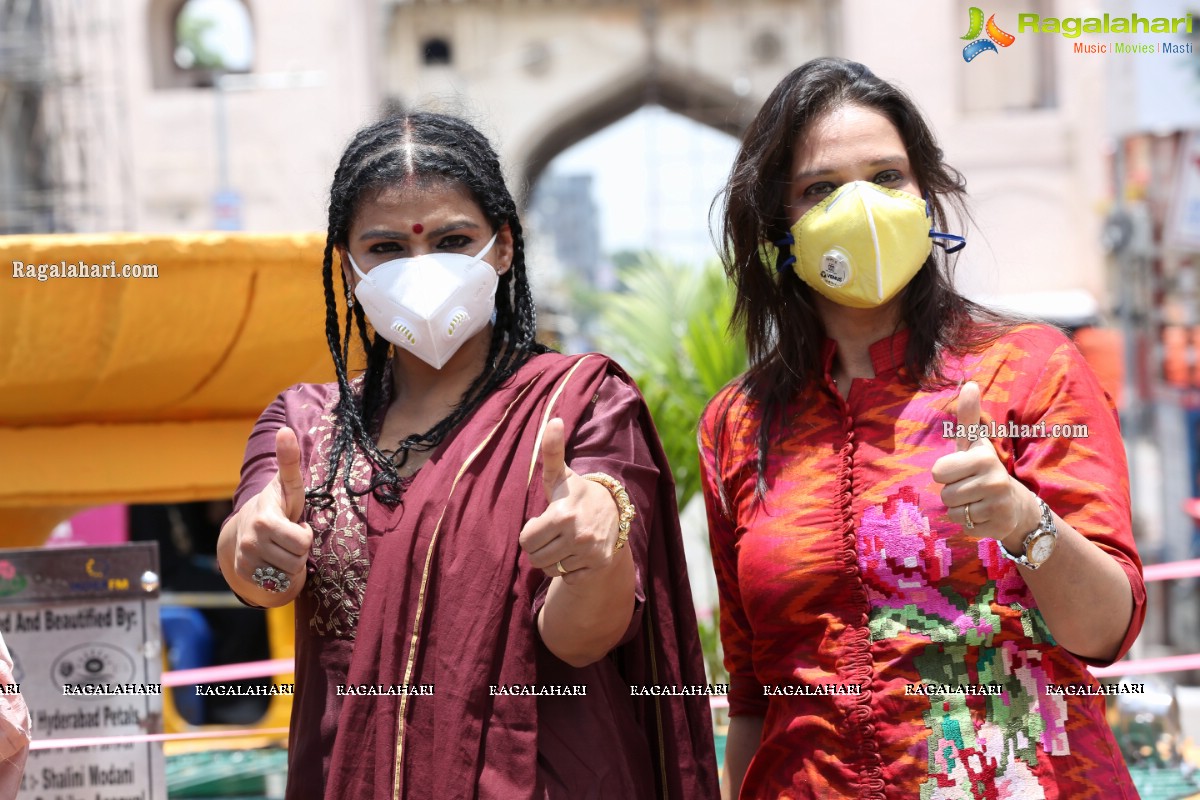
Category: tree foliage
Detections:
[
  {"x1": 596, "y1": 252, "x2": 746, "y2": 507},
  {"x1": 175, "y1": 14, "x2": 224, "y2": 71}
]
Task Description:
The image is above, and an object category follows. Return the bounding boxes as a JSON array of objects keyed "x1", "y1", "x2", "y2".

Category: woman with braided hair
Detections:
[{"x1": 216, "y1": 113, "x2": 719, "y2": 799}]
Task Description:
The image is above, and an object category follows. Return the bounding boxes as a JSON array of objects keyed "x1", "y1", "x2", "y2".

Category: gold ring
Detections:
[
  {"x1": 556, "y1": 560, "x2": 568, "y2": 575},
  {"x1": 964, "y1": 503, "x2": 974, "y2": 530}
]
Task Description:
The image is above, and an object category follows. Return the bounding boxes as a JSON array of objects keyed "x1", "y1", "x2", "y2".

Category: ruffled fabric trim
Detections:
[{"x1": 830, "y1": 378, "x2": 886, "y2": 798}]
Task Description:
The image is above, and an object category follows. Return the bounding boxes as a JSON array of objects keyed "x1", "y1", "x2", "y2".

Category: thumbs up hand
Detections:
[
  {"x1": 931, "y1": 382, "x2": 1039, "y2": 547},
  {"x1": 539, "y1": 417, "x2": 572, "y2": 506},
  {"x1": 275, "y1": 426, "x2": 306, "y2": 524},
  {"x1": 519, "y1": 418, "x2": 622, "y2": 584},
  {"x1": 231, "y1": 426, "x2": 313, "y2": 599},
  {"x1": 952, "y1": 380, "x2": 985, "y2": 453}
]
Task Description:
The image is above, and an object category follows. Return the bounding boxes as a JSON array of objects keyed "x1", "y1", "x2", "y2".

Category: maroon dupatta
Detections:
[{"x1": 324, "y1": 352, "x2": 718, "y2": 799}]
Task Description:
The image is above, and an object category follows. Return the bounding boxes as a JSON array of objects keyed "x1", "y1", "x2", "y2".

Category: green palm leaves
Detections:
[{"x1": 596, "y1": 253, "x2": 746, "y2": 506}]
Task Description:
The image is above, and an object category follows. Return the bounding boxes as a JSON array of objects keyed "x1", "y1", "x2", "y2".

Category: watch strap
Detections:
[{"x1": 1000, "y1": 497, "x2": 1057, "y2": 570}]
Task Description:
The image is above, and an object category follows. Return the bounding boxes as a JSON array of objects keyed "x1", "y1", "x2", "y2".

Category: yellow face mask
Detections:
[{"x1": 780, "y1": 181, "x2": 964, "y2": 309}]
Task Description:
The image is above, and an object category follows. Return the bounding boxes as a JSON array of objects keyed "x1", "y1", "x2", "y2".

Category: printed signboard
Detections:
[{"x1": 0, "y1": 543, "x2": 165, "y2": 800}]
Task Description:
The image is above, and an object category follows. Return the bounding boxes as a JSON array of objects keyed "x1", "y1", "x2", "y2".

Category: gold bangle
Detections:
[{"x1": 582, "y1": 472, "x2": 637, "y2": 554}]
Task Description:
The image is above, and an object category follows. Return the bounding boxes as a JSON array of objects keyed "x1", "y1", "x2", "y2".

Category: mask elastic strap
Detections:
[
  {"x1": 774, "y1": 232, "x2": 796, "y2": 272},
  {"x1": 922, "y1": 192, "x2": 966, "y2": 254},
  {"x1": 345, "y1": 251, "x2": 369, "y2": 280},
  {"x1": 473, "y1": 233, "x2": 499, "y2": 263},
  {"x1": 930, "y1": 230, "x2": 967, "y2": 254}
]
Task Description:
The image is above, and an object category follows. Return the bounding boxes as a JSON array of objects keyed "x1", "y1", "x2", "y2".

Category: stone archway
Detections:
[
  {"x1": 378, "y1": 0, "x2": 832, "y2": 196},
  {"x1": 513, "y1": 60, "x2": 759, "y2": 203}
]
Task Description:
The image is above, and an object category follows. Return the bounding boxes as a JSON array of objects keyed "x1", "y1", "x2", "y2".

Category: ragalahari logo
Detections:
[{"x1": 962, "y1": 7, "x2": 1016, "y2": 61}]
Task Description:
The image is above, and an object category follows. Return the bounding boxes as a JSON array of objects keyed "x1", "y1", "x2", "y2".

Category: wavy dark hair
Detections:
[
  {"x1": 310, "y1": 112, "x2": 551, "y2": 508},
  {"x1": 716, "y1": 57, "x2": 1014, "y2": 498}
]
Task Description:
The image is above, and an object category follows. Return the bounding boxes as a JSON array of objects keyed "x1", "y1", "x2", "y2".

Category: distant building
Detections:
[
  {"x1": 528, "y1": 172, "x2": 605, "y2": 288},
  {"x1": 0, "y1": 0, "x2": 378, "y2": 235}
]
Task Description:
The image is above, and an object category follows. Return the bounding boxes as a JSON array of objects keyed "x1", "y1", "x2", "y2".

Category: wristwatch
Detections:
[{"x1": 1001, "y1": 497, "x2": 1058, "y2": 570}]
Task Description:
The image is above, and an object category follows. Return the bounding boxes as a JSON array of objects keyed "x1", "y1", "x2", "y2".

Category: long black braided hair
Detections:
[{"x1": 309, "y1": 112, "x2": 551, "y2": 509}]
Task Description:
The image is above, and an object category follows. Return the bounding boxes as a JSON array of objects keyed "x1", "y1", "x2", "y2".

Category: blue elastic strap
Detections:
[
  {"x1": 931, "y1": 231, "x2": 967, "y2": 254},
  {"x1": 923, "y1": 193, "x2": 966, "y2": 253},
  {"x1": 775, "y1": 233, "x2": 796, "y2": 272}
]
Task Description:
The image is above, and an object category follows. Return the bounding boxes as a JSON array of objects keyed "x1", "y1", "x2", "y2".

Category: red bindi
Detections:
[{"x1": 412, "y1": 223, "x2": 424, "y2": 234}]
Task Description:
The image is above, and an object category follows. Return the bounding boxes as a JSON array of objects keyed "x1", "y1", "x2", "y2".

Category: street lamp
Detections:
[{"x1": 209, "y1": 70, "x2": 326, "y2": 231}]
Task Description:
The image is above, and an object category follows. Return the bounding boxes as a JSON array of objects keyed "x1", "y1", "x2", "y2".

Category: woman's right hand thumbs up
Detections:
[
  {"x1": 275, "y1": 426, "x2": 307, "y2": 524},
  {"x1": 217, "y1": 426, "x2": 313, "y2": 605}
]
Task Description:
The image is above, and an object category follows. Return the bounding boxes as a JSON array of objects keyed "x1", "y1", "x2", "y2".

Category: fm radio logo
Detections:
[
  {"x1": 962, "y1": 7, "x2": 1016, "y2": 61},
  {"x1": 0, "y1": 559, "x2": 25, "y2": 598}
]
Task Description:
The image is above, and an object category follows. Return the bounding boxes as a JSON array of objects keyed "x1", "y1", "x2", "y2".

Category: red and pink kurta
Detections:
[{"x1": 700, "y1": 324, "x2": 1145, "y2": 800}]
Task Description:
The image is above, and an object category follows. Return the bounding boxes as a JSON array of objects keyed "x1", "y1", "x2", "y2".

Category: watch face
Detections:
[{"x1": 1029, "y1": 532, "x2": 1056, "y2": 565}]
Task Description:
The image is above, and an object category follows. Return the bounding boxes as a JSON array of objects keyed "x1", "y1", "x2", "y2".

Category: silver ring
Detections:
[
  {"x1": 963, "y1": 504, "x2": 974, "y2": 530},
  {"x1": 556, "y1": 560, "x2": 568, "y2": 576},
  {"x1": 252, "y1": 565, "x2": 291, "y2": 593}
]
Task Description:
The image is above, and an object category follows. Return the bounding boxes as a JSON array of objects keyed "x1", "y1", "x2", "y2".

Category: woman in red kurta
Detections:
[
  {"x1": 701, "y1": 58, "x2": 1144, "y2": 799},
  {"x1": 218, "y1": 113, "x2": 718, "y2": 799}
]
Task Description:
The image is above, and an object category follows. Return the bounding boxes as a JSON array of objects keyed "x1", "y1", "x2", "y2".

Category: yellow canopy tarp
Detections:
[{"x1": 1, "y1": 232, "x2": 348, "y2": 545}]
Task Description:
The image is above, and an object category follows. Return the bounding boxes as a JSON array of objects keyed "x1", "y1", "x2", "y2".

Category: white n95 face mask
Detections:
[{"x1": 346, "y1": 233, "x2": 500, "y2": 369}]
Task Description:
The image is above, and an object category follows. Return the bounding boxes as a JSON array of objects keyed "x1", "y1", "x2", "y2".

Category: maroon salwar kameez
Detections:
[{"x1": 231, "y1": 353, "x2": 719, "y2": 799}]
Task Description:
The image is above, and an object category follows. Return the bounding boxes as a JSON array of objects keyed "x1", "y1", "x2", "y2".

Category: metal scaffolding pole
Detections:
[{"x1": 0, "y1": 0, "x2": 124, "y2": 233}]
